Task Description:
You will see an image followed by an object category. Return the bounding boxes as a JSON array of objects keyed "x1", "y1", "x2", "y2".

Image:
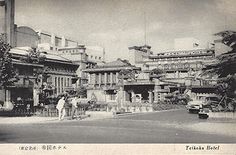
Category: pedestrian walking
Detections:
[
  {"x1": 71, "y1": 96, "x2": 78, "y2": 120},
  {"x1": 26, "y1": 103, "x2": 31, "y2": 116},
  {"x1": 56, "y1": 96, "x2": 66, "y2": 121}
]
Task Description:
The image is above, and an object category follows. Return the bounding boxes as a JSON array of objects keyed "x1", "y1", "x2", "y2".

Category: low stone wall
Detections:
[
  {"x1": 208, "y1": 112, "x2": 236, "y2": 119},
  {"x1": 153, "y1": 104, "x2": 185, "y2": 111}
]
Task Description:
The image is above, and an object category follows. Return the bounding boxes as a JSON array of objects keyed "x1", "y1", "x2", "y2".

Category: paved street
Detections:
[{"x1": 0, "y1": 109, "x2": 236, "y2": 143}]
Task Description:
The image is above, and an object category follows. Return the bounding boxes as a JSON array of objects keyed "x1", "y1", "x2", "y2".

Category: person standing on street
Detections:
[
  {"x1": 71, "y1": 96, "x2": 78, "y2": 120},
  {"x1": 56, "y1": 96, "x2": 66, "y2": 121}
]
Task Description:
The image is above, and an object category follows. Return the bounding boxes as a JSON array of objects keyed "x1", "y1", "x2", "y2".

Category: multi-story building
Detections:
[
  {"x1": 127, "y1": 43, "x2": 217, "y2": 104},
  {"x1": 83, "y1": 58, "x2": 140, "y2": 106},
  {"x1": 6, "y1": 47, "x2": 79, "y2": 106},
  {"x1": 36, "y1": 31, "x2": 105, "y2": 87}
]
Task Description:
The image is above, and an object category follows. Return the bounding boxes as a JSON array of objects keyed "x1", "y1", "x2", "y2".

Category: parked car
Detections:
[{"x1": 186, "y1": 100, "x2": 204, "y2": 113}]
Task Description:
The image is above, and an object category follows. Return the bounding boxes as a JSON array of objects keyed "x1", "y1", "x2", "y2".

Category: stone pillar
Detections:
[
  {"x1": 98, "y1": 73, "x2": 101, "y2": 87},
  {"x1": 116, "y1": 72, "x2": 119, "y2": 83},
  {"x1": 148, "y1": 91, "x2": 153, "y2": 103},
  {"x1": 176, "y1": 71, "x2": 179, "y2": 78},
  {"x1": 104, "y1": 72, "x2": 107, "y2": 86},
  {"x1": 51, "y1": 33, "x2": 55, "y2": 46},
  {"x1": 110, "y1": 72, "x2": 113, "y2": 85},
  {"x1": 154, "y1": 79, "x2": 161, "y2": 103},
  {"x1": 131, "y1": 91, "x2": 135, "y2": 103},
  {"x1": 3, "y1": 89, "x2": 13, "y2": 110},
  {"x1": 61, "y1": 36, "x2": 66, "y2": 47},
  {"x1": 5, "y1": 89, "x2": 10, "y2": 102},
  {"x1": 154, "y1": 85, "x2": 161, "y2": 103},
  {"x1": 0, "y1": 1, "x2": 5, "y2": 38},
  {"x1": 33, "y1": 88, "x2": 39, "y2": 106}
]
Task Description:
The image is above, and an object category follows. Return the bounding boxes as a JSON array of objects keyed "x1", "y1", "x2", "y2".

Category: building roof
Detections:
[
  {"x1": 99, "y1": 58, "x2": 133, "y2": 68},
  {"x1": 83, "y1": 58, "x2": 140, "y2": 72},
  {"x1": 149, "y1": 49, "x2": 215, "y2": 59},
  {"x1": 12, "y1": 58, "x2": 44, "y2": 67},
  {"x1": 10, "y1": 47, "x2": 78, "y2": 66}
]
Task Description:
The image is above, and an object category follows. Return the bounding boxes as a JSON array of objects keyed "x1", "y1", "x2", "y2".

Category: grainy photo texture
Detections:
[{"x1": 0, "y1": 0, "x2": 236, "y2": 154}]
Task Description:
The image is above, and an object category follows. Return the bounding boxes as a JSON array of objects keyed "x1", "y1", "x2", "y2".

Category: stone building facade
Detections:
[
  {"x1": 4, "y1": 47, "x2": 79, "y2": 107},
  {"x1": 83, "y1": 58, "x2": 140, "y2": 108}
]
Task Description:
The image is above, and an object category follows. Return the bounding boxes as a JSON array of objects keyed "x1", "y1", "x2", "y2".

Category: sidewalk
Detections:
[
  {"x1": 0, "y1": 111, "x2": 115, "y2": 124},
  {"x1": 0, "y1": 116, "x2": 58, "y2": 124}
]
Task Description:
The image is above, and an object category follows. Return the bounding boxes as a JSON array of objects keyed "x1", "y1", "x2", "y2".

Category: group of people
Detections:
[{"x1": 56, "y1": 96, "x2": 79, "y2": 121}]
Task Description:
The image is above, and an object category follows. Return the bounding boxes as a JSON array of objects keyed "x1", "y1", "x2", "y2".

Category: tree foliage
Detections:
[
  {"x1": 118, "y1": 69, "x2": 136, "y2": 81},
  {"x1": 150, "y1": 68, "x2": 165, "y2": 79},
  {"x1": 215, "y1": 30, "x2": 236, "y2": 51},
  {"x1": 203, "y1": 31, "x2": 236, "y2": 78},
  {"x1": 0, "y1": 36, "x2": 18, "y2": 88},
  {"x1": 203, "y1": 30, "x2": 236, "y2": 105},
  {"x1": 76, "y1": 86, "x2": 87, "y2": 98}
]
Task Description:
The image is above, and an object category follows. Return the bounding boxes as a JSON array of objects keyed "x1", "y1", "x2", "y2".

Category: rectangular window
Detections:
[
  {"x1": 110, "y1": 94, "x2": 116, "y2": 100},
  {"x1": 95, "y1": 74, "x2": 99, "y2": 84},
  {"x1": 67, "y1": 78, "x2": 69, "y2": 87},
  {"x1": 61, "y1": 77, "x2": 63, "y2": 93},
  {"x1": 58, "y1": 77, "x2": 60, "y2": 94},
  {"x1": 55, "y1": 77, "x2": 57, "y2": 94}
]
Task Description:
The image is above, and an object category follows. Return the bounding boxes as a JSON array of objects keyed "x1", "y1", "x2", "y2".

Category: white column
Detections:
[
  {"x1": 61, "y1": 36, "x2": 66, "y2": 47},
  {"x1": 51, "y1": 33, "x2": 55, "y2": 46},
  {"x1": 116, "y1": 72, "x2": 119, "y2": 83},
  {"x1": 5, "y1": 89, "x2": 11, "y2": 102},
  {"x1": 104, "y1": 72, "x2": 107, "y2": 86},
  {"x1": 33, "y1": 89, "x2": 39, "y2": 106},
  {"x1": 110, "y1": 73, "x2": 113, "y2": 85},
  {"x1": 148, "y1": 91, "x2": 153, "y2": 103},
  {"x1": 99, "y1": 73, "x2": 101, "y2": 86}
]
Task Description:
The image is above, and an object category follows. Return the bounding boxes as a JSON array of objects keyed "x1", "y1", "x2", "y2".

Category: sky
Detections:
[{"x1": 15, "y1": 0, "x2": 236, "y2": 61}]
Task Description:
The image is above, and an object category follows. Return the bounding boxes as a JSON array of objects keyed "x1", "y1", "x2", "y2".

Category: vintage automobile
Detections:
[{"x1": 186, "y1": 100, "x2": 204, "y2": 113}]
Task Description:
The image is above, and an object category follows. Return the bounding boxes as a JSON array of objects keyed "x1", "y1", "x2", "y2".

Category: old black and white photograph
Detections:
[{"x1": 0, "y1": 0, "x2": 236, "y2": 154}]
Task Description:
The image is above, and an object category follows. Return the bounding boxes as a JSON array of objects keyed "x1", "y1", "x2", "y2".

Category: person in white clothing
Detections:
[
  {"x1": 71, "y1": 96, "x2": 78, "y2": 120},
  {"x1": 56, "y1": 97, "x2": 66, "y2": 121}
]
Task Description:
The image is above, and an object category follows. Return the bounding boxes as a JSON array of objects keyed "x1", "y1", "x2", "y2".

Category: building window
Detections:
[
  {"x1": 101, "y1": 73, "x2": 104, "y2": 84},
  {"x1": 55, "y1": 77, "x2": 57, "y2": 94},
  {"x1": 109, "y1": 94, "x2": 116, "y2": 100},
  {"x1": 67, "y1": 78, "x2": 70, "y2": 87},
  {"x1": 95, "y1": 74, "x2": 99, "y2": 84},
  {"x1": 61, "y1": 77, "x2": 63, "y2": 93},
  {"x1": 64, "y1": 78, "x2": 66, "y2": 88},
  {"x1": 58, "y1": 77, "x2": 60, "y2": 94}
]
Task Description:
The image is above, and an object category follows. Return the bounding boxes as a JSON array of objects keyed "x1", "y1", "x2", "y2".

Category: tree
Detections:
[
  {"x1": 76, "y1": 86, "x2": 87, "y2": 98},
  {"x1": 203, "y1": 31, "x2": 236, "y2": 111},
  {"x1": 118, "y1": 69, "x2": 136, "y2": 82},
  {"x1": 0, "y1": 35, "x2": 18, "y2": 88},
  {"x1": 149, "y1": 68, "x2": 165, "y2": 79},
  {"x1": 204, "y1": 31, "x2": 236, "y2": 77}
]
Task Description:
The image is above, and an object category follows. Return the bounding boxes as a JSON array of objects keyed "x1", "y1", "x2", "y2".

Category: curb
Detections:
[{"x1": 114, "y1": 108, "x2": 184, "y2": 117}]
